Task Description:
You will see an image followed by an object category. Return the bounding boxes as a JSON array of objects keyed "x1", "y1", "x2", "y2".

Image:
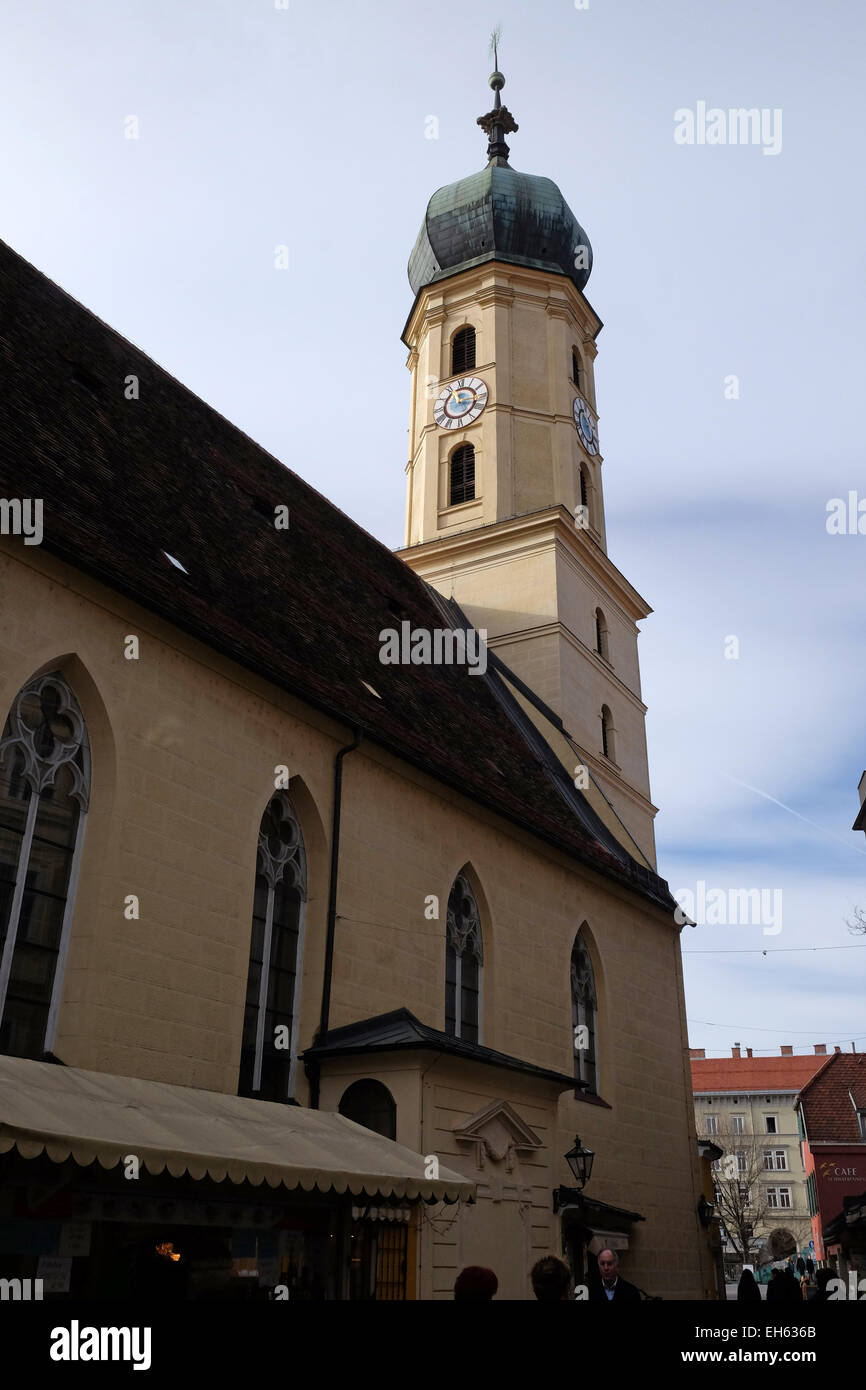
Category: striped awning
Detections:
[{"x1": 0, "y1": 1055, "x2": 474, "y2": 1203}]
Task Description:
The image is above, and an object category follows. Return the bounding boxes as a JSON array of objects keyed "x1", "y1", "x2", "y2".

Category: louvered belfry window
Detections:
[
  {"x1": 572, "y1": 350, "x2": 582, "y2": 388},
  {"x1": 451, "y1": 326, "x2": 476, "y2": 376},
  {"x1": 449, "y1": 444, "x2": 475, "y2": 506}
]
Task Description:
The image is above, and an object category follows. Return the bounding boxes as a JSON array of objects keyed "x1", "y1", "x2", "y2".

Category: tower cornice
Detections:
[{"x1": 397, "y1": 505, "x2": 652, "y2": 624}]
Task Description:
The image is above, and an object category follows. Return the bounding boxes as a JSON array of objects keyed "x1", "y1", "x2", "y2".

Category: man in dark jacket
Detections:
[{"x1": 590, "y1": 1248, "x2": 642, "y2": 1303}]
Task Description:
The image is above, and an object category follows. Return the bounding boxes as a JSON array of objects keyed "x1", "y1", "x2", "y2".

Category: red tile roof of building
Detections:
[
  {"x1": 798, "y1": 1053, "x2": 866, "y2": 1143},
  {"x1": 690, "y1": 1055, "x2": 828, "y2": 1093}
]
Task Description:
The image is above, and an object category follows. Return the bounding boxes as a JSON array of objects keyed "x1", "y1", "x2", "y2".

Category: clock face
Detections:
[
  {"x1": 433, "y1": 376, "x2": 488, "y2": 430},
  {"x1": 572, "y1": 396, "x2": 599, "y2": 456}
]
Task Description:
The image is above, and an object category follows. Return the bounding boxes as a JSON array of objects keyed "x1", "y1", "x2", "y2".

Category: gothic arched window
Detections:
[
  {"x1": 339, "y1": 1079, "x2": 397, "y2": 1141},
  {"x1": 571, "y1": 932, "x2": 598, "y2": 1095},
  {"x1": 451, "y1": 325, "x2": 476, "y2": 376},
  {"x1": 601, "y1": 705, "x2": 615, "y2": 762},
  {"x1": 449, "y1": 444, "x2": 475, "y2": 506},
  {"x1": 238, "y1": 791, "x2": 306, "y2": 1102},
  {"x1": 0, "y1": 673, "x2": 90, "y2": 1059},
  {"x1": 445, "y1": 873, "x2": 482, "y2": 1043},
  {"x1": 595, "y1": 608, "x2": 609, "y2": 661}
]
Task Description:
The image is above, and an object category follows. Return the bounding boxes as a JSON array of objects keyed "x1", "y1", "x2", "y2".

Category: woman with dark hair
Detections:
[
  {"x1": 737, "y1": 1268, "x2": 762, "y2": 1302},
  {"x1": 454, "y1": 1266, "x2": 498, "y2": 1301}
]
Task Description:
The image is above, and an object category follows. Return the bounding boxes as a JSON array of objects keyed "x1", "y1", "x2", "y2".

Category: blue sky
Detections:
[{"x1": 2, "y1": 0, "x2": 864, "y2": 1058}]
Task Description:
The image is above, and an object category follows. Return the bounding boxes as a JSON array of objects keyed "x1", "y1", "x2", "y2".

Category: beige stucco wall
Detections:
[{"x1": 0, "y1": 538, "x2": 703, "y2": 1297}]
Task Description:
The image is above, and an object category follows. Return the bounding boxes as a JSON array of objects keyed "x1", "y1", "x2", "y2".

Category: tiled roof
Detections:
[
  {"x1": 690, "y1": 1055, "x2": 827, "y2": 1094},
  {"x1": 798, "y1": 1053, "x2": 866, "y2": 1142},
  {"x1": 0, "y1": 238, "x2": 674, "y2": 912},
  {"x1": 303, "y1": 1008, "x2": 576, "y2": 1087}
]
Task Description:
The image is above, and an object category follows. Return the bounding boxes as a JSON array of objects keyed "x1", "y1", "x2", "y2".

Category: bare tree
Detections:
[
  {"x1": 846, "y1": 906, "x2": 866, "y2": 935},
  {"x1": 709, "y1": 1130, "x2": 770, "y2": 1263}
]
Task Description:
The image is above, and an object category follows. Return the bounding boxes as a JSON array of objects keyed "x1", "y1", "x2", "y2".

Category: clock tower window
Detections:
[
  {"x1": 579, "y1": 464, "x2": 593, "y2": 528},
  {"x1": 572, "y1": 349, "x2": 582, "y2": 390},
  {"x1": 451, "y1": 325, "x2": 476, "y2": 376},
  {"x1": 449, "y1": 444, "x2": 476, "y2": 505}
]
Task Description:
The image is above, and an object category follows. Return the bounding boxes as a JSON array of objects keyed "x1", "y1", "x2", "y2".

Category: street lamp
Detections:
[
  {"x1": 697, "y1": 1194, "x2": 715, "y2": 1228},
  {"x1": 565, "y1": 1135, "x2": 594, "y2": 1190}
]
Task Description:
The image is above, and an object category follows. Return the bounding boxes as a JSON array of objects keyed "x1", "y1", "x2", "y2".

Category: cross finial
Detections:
[{"x1": 477, "y1": 24, "x2": 518, "y2": 165}]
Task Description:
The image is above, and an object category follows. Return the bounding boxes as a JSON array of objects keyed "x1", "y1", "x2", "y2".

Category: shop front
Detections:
[{"x1": 0, "y1": 1055, "x2": 472, "y2": 1300}]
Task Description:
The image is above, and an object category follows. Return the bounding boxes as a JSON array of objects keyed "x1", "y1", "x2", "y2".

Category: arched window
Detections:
[
  {"x1": 572, "y1": 349, "x2": 582, "y2": 389},
  {"x1": 445, "y1": 873, "x2": 482, "y2": 1043},
  {"x1": 238, "y1": 791, "x2": 306, "y2": 1102},
  {"x1": 339, "y1": 1079, "x2": 397, "y2": 1140},
  {"x1": 600, "y1": 705, "x2": 615, "y2": 762},
  {"x1": 449, "y1": 444, "x2": 475, "y2": 506},
  {"x1": 451, "y1": 325, "x2": 476, "y2": 376},
  {"x1": 595, "y1": 608, "x2": 609, "y2": 661},
  {"x1": 0, "y1": 673, "x2": 90, "y2": 1059},
  {"x1": 579, "y1": 464, "x2": 591, "y2": 522},
  {"x1": 571, "y1": 932, "x2": 598, "y2": 1095}
]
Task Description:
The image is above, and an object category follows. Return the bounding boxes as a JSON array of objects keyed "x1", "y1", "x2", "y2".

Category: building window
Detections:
[
  {"x1": 449, "y1": 444, "x2": 475, "y2": 506},
  {"x1": 571, "y1": 930, "x2": 598, "y2": 1095},
  {"x1": 579, "y1": 464, "x2": 591, "y2": 521},
  {"x1": 705, "y1": 1115, "x2": 719, "y2": 1135},
  {"x1": 339, "y1": 1079, "x2": 397, "y2": 1141},
  {"x1": 445, "y1": 872, "x2": 482, "y2": 1043},
  {"x1": 731, "y1": 1114, "x2": 745, "y2": 1134},
  {"x1": 572, "y1": 349, "x2": 582, "y2": 389},
  {"x1": 766, "y1": 1186, "x2": 791, "y2": 1209},
  {"x1": 238, "y1": 792, "x2": 306, "y2": 1102},
  {"x1": 736, "y1": 1150, "x2": 747, "y2": 1173},
  {"x1": 600, "y1": 705, "x2": 615, "y2": 762},
  {"x1": 594, "y1": 609, "x2": 609, "y2": 661},
  {"x1": 764, "y1": 1114, "x2": 778, "y2": 1134},
  {"x1": 451, "y1": 326, "x2": 476, "y2": 376},
  {"x1": 0, "y1": 673, "x2": 90, "y2": 1060}
]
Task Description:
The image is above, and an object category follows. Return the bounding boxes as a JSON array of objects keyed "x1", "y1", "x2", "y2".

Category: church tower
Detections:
[{"x1": 397, "y1": 61, "x2": 658, "y2": 864}]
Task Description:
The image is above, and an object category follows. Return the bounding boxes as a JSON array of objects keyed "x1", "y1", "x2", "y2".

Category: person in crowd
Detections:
[
  {"x1": 737, "y1": 1268, "x2": 762, "y2": 1302},
  {"x1": 780, "y1": 1267, "x2": 804, "y2": 1303},
  {"x1": 805, "y1": 1256, "x2": 815, "y2": 1280},
  {"x1": 796, "y1": 1256, "x2": 806, "y2": 1278},
  {"x1": 530, "y1": 1256, "x2": 574, "y2": 1302},
  {"x1": 807, "y1": 1268, "x2": 835, "y2": 1303},
  {"x1": 453, "y1": 1266, "x2": 498, "y2": 1301},
  {"x1": 766, "y1": 1268, "x2": 783, "y2": 1302},
  {"x1": 589, "y1": 1248, "x2": 641, "y2": 1303}
]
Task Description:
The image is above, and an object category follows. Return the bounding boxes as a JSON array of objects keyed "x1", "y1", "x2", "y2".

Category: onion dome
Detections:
[{"x1": 408, "y1": 62, "x2": 592, "y2": 296}]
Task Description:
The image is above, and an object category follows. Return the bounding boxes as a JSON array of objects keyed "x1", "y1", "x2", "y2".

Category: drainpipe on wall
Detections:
[{"x1": 309, "y1": 729, "x2": 361, "y2": 1110}]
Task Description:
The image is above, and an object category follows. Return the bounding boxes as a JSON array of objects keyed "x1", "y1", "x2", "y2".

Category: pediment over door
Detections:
[{"x1": 453, "y1": 1099, "x2": 543, "y2": 1176}]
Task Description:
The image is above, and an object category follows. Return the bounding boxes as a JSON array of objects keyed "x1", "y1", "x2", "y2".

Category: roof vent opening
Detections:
[
  {"x1": 162, "y1": 551, "x2": 189, "y2": 574},
  {"x1": 70, "y1": 365, "x2": 102, "y2": 397},
  {"x1": 360, "y1": 680, "x2": 382, "y2": 700}
]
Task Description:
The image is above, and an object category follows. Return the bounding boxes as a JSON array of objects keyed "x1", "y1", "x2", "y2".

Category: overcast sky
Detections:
[{"x1": 2, "y1": 0, "x2": 864, "y2": 1060}]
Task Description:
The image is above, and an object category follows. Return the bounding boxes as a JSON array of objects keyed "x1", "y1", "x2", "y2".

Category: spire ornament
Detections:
[{"x1": 476, "y1": 26, "x2": 518, "y2": 166}]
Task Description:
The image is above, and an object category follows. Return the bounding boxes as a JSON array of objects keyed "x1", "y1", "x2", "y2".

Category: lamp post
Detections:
[{"x1": 565, "y1": 1135, "x2": 594, "y2": 1190}]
